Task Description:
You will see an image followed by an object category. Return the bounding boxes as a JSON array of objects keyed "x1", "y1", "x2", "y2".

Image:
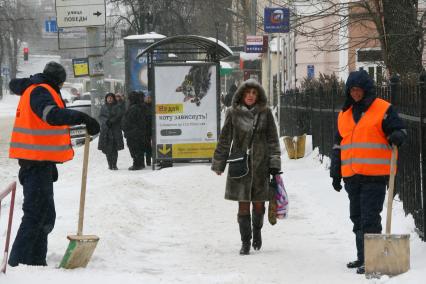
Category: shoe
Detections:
[
  {"x1": 347, "y1": 260, "x2": 363, "y2": 268},
  {"x1": 239, "y1": 241, "x2": 250, "y2": 255},
  {"x1": 112, "y1": 166, "x2": 118, "y2": 170},
  {"x1": 8, "y1": 259, "x2": 19, "y2": 267},
  {"x1": 356, "y1": 265, "x2": 365, "y2": 274},
  {"x1": 128, "y1": 165, "x2": 144, "y2": 171}
]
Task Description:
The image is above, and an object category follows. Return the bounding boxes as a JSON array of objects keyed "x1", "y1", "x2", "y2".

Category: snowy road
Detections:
[{"x1": 0, "y1": 97, "x2": 425, "y2": 283}]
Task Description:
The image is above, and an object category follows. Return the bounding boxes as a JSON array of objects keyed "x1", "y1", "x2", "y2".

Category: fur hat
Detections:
[{"x1": 43, "y1": 61, "x2": 67, "y2": 85}]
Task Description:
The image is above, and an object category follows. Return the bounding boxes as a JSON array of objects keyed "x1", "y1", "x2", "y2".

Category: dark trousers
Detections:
[
  {"x1": 344, "y1": 182, "x2": 386, "y2": 262},
  {"x1": 127, "y1": 139, "x2": 145, "y2": 167},
  {"x1": 106, "y1": 150, "x2": 118, "y2": 168},
  {"x1": 9, "y1": 164, "x2": 56, "y2": 266},
  {"x1": 144, "y1": 146, "x2": 152, "y2": 165}
]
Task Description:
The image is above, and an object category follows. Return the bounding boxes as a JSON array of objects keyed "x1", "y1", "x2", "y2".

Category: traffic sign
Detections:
[
  {"x1": 45, "y1": 20, "x2": 57, "y2": 32},
  {"x1": 56, "y1": 0, "x2": 105, "y2": 28},
  {"x1": 264, "y1": 8, "x2": 290, "y2": 33},
  {"x1": 72, "y1": 58, "x2": 89, "y2": 77}
]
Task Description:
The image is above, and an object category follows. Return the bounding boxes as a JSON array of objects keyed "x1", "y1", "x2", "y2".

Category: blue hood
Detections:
[
  {"x1": 342, "y1": 70, "x2": 376, "y2": 111},
  {"x1": 9, "y1": 73, "x2": 60, "y2": 96}
]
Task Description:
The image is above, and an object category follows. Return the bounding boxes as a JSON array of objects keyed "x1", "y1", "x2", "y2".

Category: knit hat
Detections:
[{"x1": 43, "y1": 61, "x2": 67, "y2": 85}]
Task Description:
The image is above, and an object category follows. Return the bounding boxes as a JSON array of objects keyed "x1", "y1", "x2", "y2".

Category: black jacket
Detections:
[{"x1": 330, "y1": 70, "x2": 407, "y2": 184}]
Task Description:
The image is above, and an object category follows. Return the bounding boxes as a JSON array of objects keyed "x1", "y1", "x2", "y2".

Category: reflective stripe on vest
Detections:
[
  {"x1": 337, "y1": 98, "x2": 393, "y2": 177},
  {"x1": 9, "y1": 83, "x2": 74, "y2": 162}
]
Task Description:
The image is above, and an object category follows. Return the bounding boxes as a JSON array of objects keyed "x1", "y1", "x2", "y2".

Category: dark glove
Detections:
[
  {"x1": 387, "y1": 130, "x2": 406, "y2": 147},
  {"x1": 332, "y1": 177, "x2": 342, "y2": 192},
  {"x1": 269, "y1": 168, "x2": 281, "y2": 176},
  {"x1": 81, "y1": 113, "x2": 100, "y2": 136},
  {"x1": 105, "y1": 119, "x2": 112, "y2": 128}
]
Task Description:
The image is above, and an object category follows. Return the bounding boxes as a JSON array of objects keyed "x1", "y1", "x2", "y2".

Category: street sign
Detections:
[
  {"x1": 45, "y1": 20, "x2": 58, "y2": 32},
  {"x1": 245, "y1": 35, "x2": 267, "y2": 53},
  {"x1": 88, "y1": 55, "x2": 104, "y2": 76},
  {"x1": 264, "y1": 8, "x2": 290, "y2": 33},
  {"x1": 56, "y1": 0, "x2": 106, "y2": 28},
  {"x1": 72, "y1": 58, "x2": 89, "y2": 77},
  {"x1": 307, "y1": 65, "x2": 315, "y2": 79},
  {"x1": 1, "y1": 67, "x2": 9, "y2": 76}
]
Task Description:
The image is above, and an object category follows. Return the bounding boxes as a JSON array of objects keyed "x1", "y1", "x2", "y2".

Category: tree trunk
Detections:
[{"x1": 383, "y1": 0, "x2": 423, "y2": 76}]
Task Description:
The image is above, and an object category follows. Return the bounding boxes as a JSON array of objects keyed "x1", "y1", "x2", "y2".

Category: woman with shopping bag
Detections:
[{"x1": 211, "y1": 79, "x2": 281, "y2": 255}]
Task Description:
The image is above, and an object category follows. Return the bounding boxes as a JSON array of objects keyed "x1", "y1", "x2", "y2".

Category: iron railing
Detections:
[{"x1": 279, "y1": 74, "x2": 426, "y2": 240}]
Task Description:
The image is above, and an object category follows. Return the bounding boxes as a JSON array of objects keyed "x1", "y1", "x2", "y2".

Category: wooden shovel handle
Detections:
[
  {"x1": 78, "y1": 132, "x2": 90, "y2": 236},
  {"x1": 385, "y1": 145, "x2": 398, "y2": 235}
]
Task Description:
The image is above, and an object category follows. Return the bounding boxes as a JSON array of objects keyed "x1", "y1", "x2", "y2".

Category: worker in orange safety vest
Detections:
[{"x1": 330, "y1": 70, "x2": 407, "y2": 275}]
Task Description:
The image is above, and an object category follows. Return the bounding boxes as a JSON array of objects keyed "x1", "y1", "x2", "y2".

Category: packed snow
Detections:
[{"x1": 1, "y1": 93, "x2": 425, "y2": 284}]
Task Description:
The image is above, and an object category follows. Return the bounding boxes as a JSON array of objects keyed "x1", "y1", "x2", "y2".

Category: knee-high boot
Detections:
[
  {"x1": 238, "y1": 214, "x2": 252, "y2": 255},
  {"x1": 252, "y1": 209, "x2": 264, "y2": 250}
]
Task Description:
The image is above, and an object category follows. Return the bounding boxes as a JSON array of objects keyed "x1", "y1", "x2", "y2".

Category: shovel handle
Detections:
[
  {"x1": 78, "y1": 131, "x2": 90, "y2": 236},
  {"x1": 385, "y1": 145, "x2": 398, "y2": 235}
]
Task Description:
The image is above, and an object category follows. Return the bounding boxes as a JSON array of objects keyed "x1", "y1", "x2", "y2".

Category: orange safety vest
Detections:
[
  {"x1": 338, "y1": 98, "x2": 394, "y2": 177},
  {"x1": 9, "y1": 83, "x2": 74, "y2": 162}
]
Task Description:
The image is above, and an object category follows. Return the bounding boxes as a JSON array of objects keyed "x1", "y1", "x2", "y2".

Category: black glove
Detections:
[
  {"x1": 269, "y1": 168, "x2": 281, "y2": 176},
  {"x1": 81, "y1": 113, "x2": 100, "y2": 136},
  {"x1": 332, "y1": 177, "x2": 342, "y2": 192},
  {"x1": 105, "y1": 119, "x2": 112, "y2": 128},
  {"x1": 387, "y1": 130, "x2": 406, "y2": 147}
]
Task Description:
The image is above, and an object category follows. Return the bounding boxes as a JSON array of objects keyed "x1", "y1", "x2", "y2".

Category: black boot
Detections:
[
  {"x1": 238, "y1": 215, "x2": 252, "y2": 255},
  {"x1": 252, "y1": 210, "x2": 264, "y2": 250},
  {"x1": 356, "y1": 265, "x2": 365, "y2": 274},
  {"x1": 106, "y1": 155, "x2": 112, "y2": 170},
  {"x1": 347, "y1": 260, "x2": 363, "y2": 268}
]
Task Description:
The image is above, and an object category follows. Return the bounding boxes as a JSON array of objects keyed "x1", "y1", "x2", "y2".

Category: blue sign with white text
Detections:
[
  {"x1": 264, "y1": 8, "x2": 290, "y2": 33},
  {"x1": 307, "y1": 65, "x2": 315, "y2": 79},
  {"x1": 45, "y1": 20, "x2": 57, "y2": 33}
]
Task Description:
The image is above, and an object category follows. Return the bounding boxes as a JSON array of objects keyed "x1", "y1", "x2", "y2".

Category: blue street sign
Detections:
[
  {"x1": 45, "y1": 20, "x2": 57, "y2": 33},
  {"x1": 307, "y1": 65, "x2": 315, "y2": 79},
  {"x1": 1, "y1": 67, "x2": 9, "y2": 76},
  {"x1": 264, "y1": 8, "x2": 290, "y2": 33}
]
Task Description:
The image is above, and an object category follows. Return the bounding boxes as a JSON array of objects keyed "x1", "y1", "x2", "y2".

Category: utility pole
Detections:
[
  {"x1": 250, "y1": 0, "x2": 257, "y2": 35},
  {"x1": 87, "y1": 26, "x2": 104, "y2": 119}
]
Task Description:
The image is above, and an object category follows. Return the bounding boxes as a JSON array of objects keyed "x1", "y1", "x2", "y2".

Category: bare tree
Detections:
[
  {"x1": 275, "y1": 0, "x2": 425, "y2": 77},
  {"x1": 0, "y1": 0, "x2": 38, "y2": 79}
]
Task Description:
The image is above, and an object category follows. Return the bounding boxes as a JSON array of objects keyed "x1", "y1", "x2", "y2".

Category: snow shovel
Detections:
[
  {"x1": 59, "y1": 131, "x2": 99, "y2": 269},
  {"x1": 364, "y1": 145, "x2": 410, "y2": 277}
]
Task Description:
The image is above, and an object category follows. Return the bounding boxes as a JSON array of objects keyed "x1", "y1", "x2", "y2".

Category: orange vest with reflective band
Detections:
[
  {"x1": 338, "y1": 98, "x2": 394, "y2": 177},
  {"x1": 9, "y1": 83, "x2": 74, "y2": 162}
]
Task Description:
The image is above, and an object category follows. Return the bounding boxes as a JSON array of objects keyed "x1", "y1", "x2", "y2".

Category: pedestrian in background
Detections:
[
  {"x1": 211, "y1": 79, "x2": 281, "y2": 255},
  {"x1": 98, "y1": 93, "x2": 124, "y2": 170},
  {"x1": 8, "y1": 61, "x2": 100, "y2": 267},
  {"x1": 122, "y1": 91, "x2": 147, "y2": 170},
  {"x1": 330, "y1": 70, "x2": 407, "y2": 274}
]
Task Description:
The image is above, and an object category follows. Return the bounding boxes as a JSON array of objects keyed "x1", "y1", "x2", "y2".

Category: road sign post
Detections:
[{"x1": 55, "y1": 0, "x2": 106, "y2": 28}]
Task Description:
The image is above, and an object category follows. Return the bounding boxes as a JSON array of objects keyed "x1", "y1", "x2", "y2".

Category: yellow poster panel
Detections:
[
  {"x1": 156, "y1": 104, "x2": 183, "y2": 114},
  {"x1": 73, "y1": 63, "x2": 89, "y2": 77},
  {"x1": 172, "y1": 143, "x2": 217, "y2": 159}
]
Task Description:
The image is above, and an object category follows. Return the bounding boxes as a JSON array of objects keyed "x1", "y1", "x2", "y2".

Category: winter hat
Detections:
[
  {"x1": 104, "y1": 92, "x2": 116, "y2": 103},
  {"x1": 43, "y1": 61, "x2": 67, "y2": 85}
]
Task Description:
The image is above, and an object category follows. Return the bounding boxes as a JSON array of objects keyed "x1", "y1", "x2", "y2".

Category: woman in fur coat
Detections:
[{"x1": 211, "y1": 79, "x2": 281, "y2": 255}]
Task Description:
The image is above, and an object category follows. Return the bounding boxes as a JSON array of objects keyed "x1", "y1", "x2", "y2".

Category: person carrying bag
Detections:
[{"x1": 211, "y1": 79, "x2": 281, "y2": 255}]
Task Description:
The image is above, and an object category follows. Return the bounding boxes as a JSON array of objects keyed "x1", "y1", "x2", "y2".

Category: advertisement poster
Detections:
[
  {"x1": 154, "y1": 64, "x2": 218, "y2": 160},
  {"x1": 128, "y1": 46, "x2": 149, "y2": 92}
]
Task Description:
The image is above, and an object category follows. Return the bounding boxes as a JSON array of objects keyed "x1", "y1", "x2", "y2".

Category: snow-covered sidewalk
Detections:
[{"x1": 1, "y1": 113, "x2": 425, "y2": 283}]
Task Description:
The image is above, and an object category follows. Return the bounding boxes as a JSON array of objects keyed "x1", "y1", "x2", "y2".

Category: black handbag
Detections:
[{"x1": 227, "y1": 114, "x2": 260, "y2": 179}]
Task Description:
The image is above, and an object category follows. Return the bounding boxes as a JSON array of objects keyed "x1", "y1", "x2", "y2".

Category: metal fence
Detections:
[{"x1": 279, "y1": 75, "x2": 426, "y2": 240}]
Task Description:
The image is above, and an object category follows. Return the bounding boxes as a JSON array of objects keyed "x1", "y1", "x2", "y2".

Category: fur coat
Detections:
[{"x1": 211, "y1": 79, "x2": 281, "y2": 201}]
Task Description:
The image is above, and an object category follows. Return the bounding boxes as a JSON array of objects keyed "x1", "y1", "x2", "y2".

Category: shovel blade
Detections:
[
  {"x1": 59, "y1": 235, "x2": 99, "y2": 269},
  {"x1": 364, "y1": 233, "x2": 410, "y2": 277}
]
